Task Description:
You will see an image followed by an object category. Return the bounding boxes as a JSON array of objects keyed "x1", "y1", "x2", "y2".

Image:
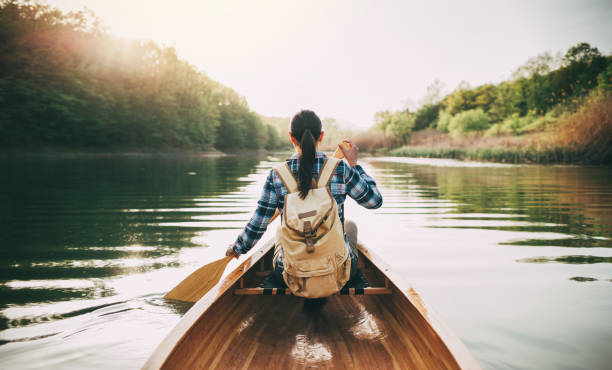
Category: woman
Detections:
[{"x1": 226, "y1": 110, "x2": 383, "y2": 294}]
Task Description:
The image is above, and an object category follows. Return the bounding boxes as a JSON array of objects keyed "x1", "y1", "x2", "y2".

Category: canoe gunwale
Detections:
[
  {"x1": 142, "y1": 239, "x2": 276, "y2": 369},
  {"x1": 357, "y1": 244, "x2": 481, "y2": 370}
]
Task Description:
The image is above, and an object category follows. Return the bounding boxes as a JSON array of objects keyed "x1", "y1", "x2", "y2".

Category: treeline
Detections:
[
  {"x1": 0, "y1": 1, "x2": 283, "y2": 151},
  {"x1": 362, "y1": 42, "x2": 611, "y2": 151}
]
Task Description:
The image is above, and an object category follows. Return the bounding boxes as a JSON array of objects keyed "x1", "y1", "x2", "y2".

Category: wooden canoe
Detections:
[{"x1": 144, "y1": 240, "x2": 480, "y2": 369}]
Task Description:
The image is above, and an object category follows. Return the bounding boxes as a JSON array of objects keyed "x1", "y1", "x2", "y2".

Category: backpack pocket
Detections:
[
  {"x1": 283, "y1": 251, "x2": 351, "y2": 298},
  {"x1": 284, "y1": 255, "x2": 335, "y2": 277}
]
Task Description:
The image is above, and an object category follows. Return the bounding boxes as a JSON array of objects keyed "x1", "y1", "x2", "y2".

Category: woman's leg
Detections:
[
  {"x1": 272, "y1": 243, "x2": 287, "y2": 287},
  {"x1": 345, "y1": 219, "x2": 359, "y2": 279}
]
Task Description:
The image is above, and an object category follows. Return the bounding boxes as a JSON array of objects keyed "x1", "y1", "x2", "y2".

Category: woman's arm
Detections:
[
  {"x1": 339, "y1": 140, "x2": 383, "y2": 209},
  {"x1": 344, "y1": 163, "x2": 383, "y2": 209},
  {"x1": 228, "y1": 170, "x2": 279, "y2": 257}
]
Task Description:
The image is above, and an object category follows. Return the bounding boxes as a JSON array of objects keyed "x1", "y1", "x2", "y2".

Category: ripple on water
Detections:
[{"x1": 1, "y1": 155, "x2": 611, "y2": 370}]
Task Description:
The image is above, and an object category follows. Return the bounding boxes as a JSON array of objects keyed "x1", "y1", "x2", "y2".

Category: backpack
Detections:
[{"x1": 274, "y1": 157, "x2": 351, "y2": 298}]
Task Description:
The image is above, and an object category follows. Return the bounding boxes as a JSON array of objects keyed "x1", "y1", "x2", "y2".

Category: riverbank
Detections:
[
  {"x1": 0, "y1": 146, "x2": 230, "y2": 158},
  {"x1": 0, "y1": 144, "x2": 288, "y2": 158},
  {"x1": 388, "y1": 145, "x2": 594, "y2": 164},
  {"x1": 387, "y1": 93, "x2": 612, "y2": 165}
]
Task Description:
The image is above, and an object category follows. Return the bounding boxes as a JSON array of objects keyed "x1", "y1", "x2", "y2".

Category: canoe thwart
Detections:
[{"x1": 234, "y1": 287, "x2": 392, "y2": 295}]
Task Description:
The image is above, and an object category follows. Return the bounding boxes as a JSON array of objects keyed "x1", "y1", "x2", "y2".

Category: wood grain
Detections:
[{"x1": 164, "y1": 255, "x2": 233, "y2": 302}]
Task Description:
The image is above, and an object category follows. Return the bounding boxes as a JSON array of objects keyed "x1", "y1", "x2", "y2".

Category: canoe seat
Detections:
[
  {"x1": 234, "y1": 287, "x2": 392, "y2": 295},
  {"x1": 234, "y1": 269, "x2": 392, "y2": 295}
]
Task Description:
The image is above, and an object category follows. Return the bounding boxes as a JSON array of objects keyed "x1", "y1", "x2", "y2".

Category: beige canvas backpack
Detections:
[{"x1": 274, "y1": 157, "x2": 351, "y2": 298}]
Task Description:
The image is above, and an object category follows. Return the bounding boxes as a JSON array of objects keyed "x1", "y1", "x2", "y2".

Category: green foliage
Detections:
[
  {"x1": 264, "y1": 123, "x2": 282, "y2": 150},
  {"x1": 448, "y1": 109, "x2": 490, "y2": 136},
  {"x1": 495, "y1": 113, "x2": 556, "y2": 136},
  {"x1": 374, "y1": 110, "x2": 393, "y2": 132},
  {"x1": 562, "y1": 43, "x2": 602, "y2": 66},
  {"x1": 381, "y1": 110, "x2": 414, "y2": 145},
  {"x1": 443, "y1": 82, "x2": 496, "y2": 116},
  {"x1": 413, "y1": 103, "x2": 441, "y2": 131},
  {"x1": 501, "y1": 114, "x2": 527, "y2": 135},
  {"x1": 374, "y1": 43, "x2": 609, "y2": 164},
  {"x1": 597, "y1": 64, "x2": 612, "y2": 94},
  {"x1": 0, "y1": 0, "x2": 275, "y2": 151},
  {"x1": 426, "y1": 42, "x2": 611, "y2": 139},
  {"x1": 436, "y1": 111, "x2": 452, "y2": 133}
]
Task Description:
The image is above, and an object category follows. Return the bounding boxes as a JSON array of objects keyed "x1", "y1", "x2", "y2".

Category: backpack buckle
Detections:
[{"x1": 303, "y1": 221, "x2": 316, "y2": 253}]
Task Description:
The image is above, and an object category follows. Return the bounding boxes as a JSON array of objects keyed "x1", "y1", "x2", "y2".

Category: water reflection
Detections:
[
  {"x1": 517, "y1": 255, "x2": 612, "y2": 264},
  {"x1": 570, "y1": 277, "x2": 598, "y2": 282},
  {"x1": 363, "y1": 157, "x2": 612, "y2": 369},
  {"x1": 368, "y1": 158, "x2": 612, "y2": 253},
  {"x1": 290, "y1": 334, "x2": 333, "y2": 364},
  {"x1": 0, "y1": 154, "x2": 262, "y2": 332}
]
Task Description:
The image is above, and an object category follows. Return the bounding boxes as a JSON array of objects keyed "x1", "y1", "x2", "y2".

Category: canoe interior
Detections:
[{"x1": 158, "y1": 246, "x2": 465, "y2": 370}]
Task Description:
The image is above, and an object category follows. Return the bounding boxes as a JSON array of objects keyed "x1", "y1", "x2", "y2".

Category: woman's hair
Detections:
[{"x1": 290, "y1": 110, "x2": 322, "y2": 199}]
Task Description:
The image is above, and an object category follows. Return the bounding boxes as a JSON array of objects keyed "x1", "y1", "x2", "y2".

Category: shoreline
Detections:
[
  {"x1": 387, "y1": 145, "x2": 611, "y2": 165},
  {"x1": 0, "y1": 147, "x2": 278, "y2": 158}
]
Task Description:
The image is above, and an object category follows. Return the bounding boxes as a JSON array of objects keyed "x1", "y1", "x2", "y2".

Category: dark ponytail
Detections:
[
  {"x1": 298, "y1": 130, "x2": 315, "y2": 198},
  {"x1": 290, "y1": 110, "x2": 322, "y2": 199}
]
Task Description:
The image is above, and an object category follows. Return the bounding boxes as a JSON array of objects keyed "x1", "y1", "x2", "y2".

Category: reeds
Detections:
[
  {"x1": 547, "y1": 93, "x2": 612, "y2": 164},
  {"x1": 389, "y1": 146, "x2": 588, "y2": 164},
  {"x1": 353, "y1": 132, "x2": 400, "y2": 152}
]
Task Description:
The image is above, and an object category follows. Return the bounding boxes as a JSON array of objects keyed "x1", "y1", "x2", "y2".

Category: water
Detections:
[{"x1": 1, "y1": 154, "x2": 611, "y2": 369}]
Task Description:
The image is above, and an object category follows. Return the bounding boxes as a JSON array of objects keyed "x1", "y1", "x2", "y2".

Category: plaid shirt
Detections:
[{"x1": 232, "y1": 151, "x2": 383, "y2": 255}]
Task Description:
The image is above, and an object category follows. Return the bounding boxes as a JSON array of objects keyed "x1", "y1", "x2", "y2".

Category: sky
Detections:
[{"x1": 48, "y1": 0, "x2": 612, "y2": 130}]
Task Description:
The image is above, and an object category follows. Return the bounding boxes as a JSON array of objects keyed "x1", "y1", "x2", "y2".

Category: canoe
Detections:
[{"x1": 144, "y1": 239, "x2": 480, "y2": 369}]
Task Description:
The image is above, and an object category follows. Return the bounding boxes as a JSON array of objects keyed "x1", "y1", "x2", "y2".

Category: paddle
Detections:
[
  {"x1": 164, "y1": 211, "x2": 280, "y2": 302},
  {"x1": 164, "y1": 144, "x2": 350, "y2": 302}
]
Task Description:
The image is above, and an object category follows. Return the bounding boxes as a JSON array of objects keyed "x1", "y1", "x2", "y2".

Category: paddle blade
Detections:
[
  {"x1": 332, "y1": 141, "x2": 351, "y2": 159},
  {"x1": 164, "y1": 255, "x2": 233, "y2": 303}
]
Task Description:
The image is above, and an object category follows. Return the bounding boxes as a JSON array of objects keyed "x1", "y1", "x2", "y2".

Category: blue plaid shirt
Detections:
[{"x1": 232, "y1": 151, "x2": 383, "y2": 255}]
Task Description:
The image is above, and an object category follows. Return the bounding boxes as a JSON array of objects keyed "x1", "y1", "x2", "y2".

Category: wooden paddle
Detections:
[
  {"x1": 164, "y1": 212, "x2": 279, "y2": 302},
  {"x1": 164, "y1": 143, "x2": 350, "y2": 302}
]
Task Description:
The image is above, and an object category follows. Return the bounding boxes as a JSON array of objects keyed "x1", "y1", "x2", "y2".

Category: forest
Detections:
[{"x1": 0, "y1": 1, "x2": 283, "y2": 151}]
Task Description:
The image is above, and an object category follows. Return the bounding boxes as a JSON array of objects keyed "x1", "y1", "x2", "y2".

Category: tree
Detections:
[
  {"x1": 419, "y1": 79, "x2": 445, "y2": 107},
  {"x1": 413, "y1": 103, "x2": 441, "y2": 131},
  {"x1": 512, "y1": 51, "x2": 562, "y2": 79},
  {"x1": 374, "y1": 110, "x2": 392, "y2": 132},
  {"x1": 385, "y1": 110, "x2": 414, "y2": 145},
  {"x1": 562, "y1": 42, "x2": 602, "y2": 66},
  {"x1": 448, "y1": 109, "x2": 490, "y2": 137}
]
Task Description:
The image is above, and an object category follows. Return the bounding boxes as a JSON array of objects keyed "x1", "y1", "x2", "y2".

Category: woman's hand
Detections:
[
  {"x1": 225, "y1": 245, "x2": 239, "y2": 259},
  {"x1": 338, "y1": 139, "x2": 358, "y2": 167}
]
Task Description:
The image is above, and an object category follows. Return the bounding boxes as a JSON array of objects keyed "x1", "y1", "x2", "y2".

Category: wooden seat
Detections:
[
  {"x1": 236, "y1": 268, "x2": 391, "y2": 296},
  {"x1": 234, "y1": 287, "x2": 392, "y2": 295}
]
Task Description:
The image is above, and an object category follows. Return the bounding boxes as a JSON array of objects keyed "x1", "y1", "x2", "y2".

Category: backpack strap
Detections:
[
  {"x1": 317, "y1": 157, "x2": 340, "y2": 189},
  {"x1": 274, "y1": 163, "x2": 298, "y2": 194}
]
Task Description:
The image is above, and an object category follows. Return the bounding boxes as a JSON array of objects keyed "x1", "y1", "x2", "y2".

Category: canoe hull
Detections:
[{"x1": 144, "y1": 240, "x2": 480, "y2": 369}]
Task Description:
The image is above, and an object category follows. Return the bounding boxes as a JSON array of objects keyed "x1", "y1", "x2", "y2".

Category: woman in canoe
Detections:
[{"x1": 226, "y1": 110, "x2": 383, "y2": 300}]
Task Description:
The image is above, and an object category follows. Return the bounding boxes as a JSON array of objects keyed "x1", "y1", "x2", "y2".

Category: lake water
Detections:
[{"x1": 1, "y1": 153, "x2": 611, "y2": 369}]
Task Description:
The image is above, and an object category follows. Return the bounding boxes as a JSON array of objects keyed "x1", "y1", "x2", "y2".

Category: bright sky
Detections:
[{"x1": 49, "y1": 0, "x2": 612, "y2": 129}]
